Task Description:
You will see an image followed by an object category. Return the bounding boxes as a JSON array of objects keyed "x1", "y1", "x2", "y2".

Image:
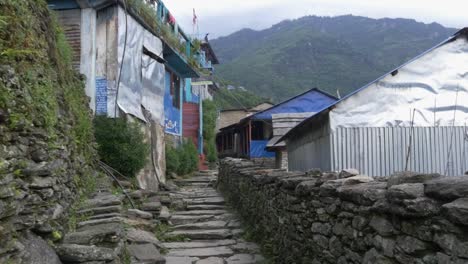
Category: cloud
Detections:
[{"x1": 164, "y1": 0, "x2": 467, "y2": 38}]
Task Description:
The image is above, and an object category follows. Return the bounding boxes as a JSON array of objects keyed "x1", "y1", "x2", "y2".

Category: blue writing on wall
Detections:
[{"x1": 96, "y1": 77, "x2": 108, "y2": 115}]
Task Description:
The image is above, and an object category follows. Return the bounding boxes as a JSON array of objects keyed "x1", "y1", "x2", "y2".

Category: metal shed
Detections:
[{"x1": 282, "y1": 28, "x2": 468, "y2": 177}]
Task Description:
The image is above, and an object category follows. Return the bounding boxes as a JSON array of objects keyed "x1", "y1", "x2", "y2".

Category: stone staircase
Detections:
[
  {"x1": 163, "y1": 170, "x2": 265, "y2": 264},
  {"x1": 55, "y1": 176, "x2": 166, "y2": 264}
]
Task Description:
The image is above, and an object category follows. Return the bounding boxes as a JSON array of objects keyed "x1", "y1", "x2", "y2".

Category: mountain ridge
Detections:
[{"x1": 211, "y1": 15, "x2": 458, "y2": 102}]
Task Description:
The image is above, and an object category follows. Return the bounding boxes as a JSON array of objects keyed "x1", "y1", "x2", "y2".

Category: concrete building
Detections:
[{"x1": 281, "y1": 28, "x2": 468, "y2": 176}]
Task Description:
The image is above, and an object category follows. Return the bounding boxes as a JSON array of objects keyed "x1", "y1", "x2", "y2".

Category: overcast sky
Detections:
[{"x1": 163, "y1": 0, "x2": 466, "y2": 39}]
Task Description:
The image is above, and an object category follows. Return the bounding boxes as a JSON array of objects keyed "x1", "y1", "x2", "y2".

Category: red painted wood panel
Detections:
[{"x1": 183, "y1": 102, "x2": 200, "y2": 149}]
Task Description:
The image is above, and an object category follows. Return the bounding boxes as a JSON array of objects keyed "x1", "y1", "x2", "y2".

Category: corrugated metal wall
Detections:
[
  {"x1": 287, "y1": 119, "x2": 332, "y2": 172},
  {"x1": 55, "y1": 9, "x2": 81, "y2": 70},
  {"x1": 331, "y1": 127, "x2": 468, "y2": 177}
]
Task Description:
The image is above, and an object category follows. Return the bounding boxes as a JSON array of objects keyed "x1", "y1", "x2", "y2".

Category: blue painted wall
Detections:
[
  {"x1": 250, "y1": 140, "x2": 275, "y2": 158},
  {"x1": 164, "y1": 71, "x2": 181, "y2": 135}
]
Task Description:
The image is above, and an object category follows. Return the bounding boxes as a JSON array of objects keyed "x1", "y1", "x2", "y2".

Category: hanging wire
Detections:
[
  {"x1": 114, "y1": 0, "x2": 129, "y2": 118},
  {"x1": 98, "y1": 161, "x2": 136, "y2": 209}
]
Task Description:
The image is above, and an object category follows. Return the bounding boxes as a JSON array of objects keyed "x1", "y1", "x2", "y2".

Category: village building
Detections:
[
  {"x1": 281, "y1": 28, "x2": 468, "y2": 177},
  {"x1": 215, "y1": 102, "x2": 274, "y2": 132},
  {"x1": 216, "y1": 88, "x2": 337, "y2": 165},
  {"x1": 266, "y1": 113, "x2": 314, "y2": 169},
  {"x1": 48, "y1": 0, "x2": 217, "y2": 189},
  {"x1": 183, "y1": 37, "x2": 219, "y2": 158}
]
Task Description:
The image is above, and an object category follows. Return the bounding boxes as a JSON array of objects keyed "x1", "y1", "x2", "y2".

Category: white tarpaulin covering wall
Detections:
[
  {"x1": 116, "y1": 7, "x2": 165, "y2": 124},
  {"x1": 287, "y1": 31, "x2": 468, "y2": 176},
  {"x1": 329, "y1": 37, "x2": 468, "y2": 131}
]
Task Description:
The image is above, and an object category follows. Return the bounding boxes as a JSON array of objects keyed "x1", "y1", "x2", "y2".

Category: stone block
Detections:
[
  {"x1": 442, "y1": 198, "x2": 468, "y2": 225},
  {"x1": 388, "y1": 171, "x2": 440, "y2": 187},
  {"x1": 339, "y1": 168, "x2": 359, "y2": 179},
  {"x1": 369, "y1": 216, "x2": 394, "y2": 236},
  {"x1": 425, "y1": 177, "x2": 468, "y2": 201}
]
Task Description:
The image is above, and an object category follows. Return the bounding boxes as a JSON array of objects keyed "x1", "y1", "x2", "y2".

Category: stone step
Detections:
[
  {"x1": 77, "y1": 217, "x2": 124, "y2": 229},
  {"x1": 199, "y1": 170, "x2": 217, "y2": 173},
  {"x1": 56, "y1": 244, "x2": 117, "y2": 263},
  {"x1": 167, "y1": 246, "x2": 234, "y2": 258},
  {"x1": 177, "y1": 182, "x2": 212, "y2": 187},
  {"x1": 214, "y1": 213, "x2": 236, "y2": 220},
  {"x1": 127, "y1": 243, "x2": 165, "y2": 264},
  {"x1": 225, "y1": 254, "x2": 265, "y2": 264},
  {"x1": 173, "y1": 210, "x2": 228, "y2": 216},
  {"x1": 230, "y1": 241, "x2": 261, "y2": 254},
  {"x1": 163, "y1": 240, "x2": 236, "y2": 249},
  {"x1": 170, "y1": 215, "x2": 216, "y2": 225},
  {"x1": 77, "y1": 205, "x2": 122, "y2": 216},
  {"x1": 167, "y1": 229, "x2": 232, "y2": 240},
  {"x1": 64, "y1": 223, "x2": 123, "y2": 245},
  {"x1": 196, "y1": 257, "x2": 225, "y2": 264},
  {"x1": 186, "y1": 194, "x2": 222, "y2": 199},
  {"x1": 187, "y1": 205, "x2": 226, "y2": 211},
  {"x1": 159, "y1": 206, "x2": 171, "y2": 221},
  {"x1": 175, "y1": 192, "x2": 221, "y2": 198},
  {"x1": 126, "y1": 228, "x2": 162, "y2": 248},
  {"x1": 185, "y1": 197, "x2": 225, "y2": 205},
  {"x1": 165, "y1": 256, "x2": 200, "y2": 264},
  {"x1": 141, "y1": 201, "x2": 162, "y2": 212},
  {"x1": 88, "y1": 212, "x2": 122, "y2": 220},
  {"x1": 173, "y1": 221, "x2": 228, "y2": 230},
  {"x1": 174, "y1": 177, "x2": 216, "y2": 183},
  {"x1": 127, "y1": 209, "x2": 153, "y2": 220},
  {"x1": 83, "y1": 194, "x2": 123, "y2": 208}
]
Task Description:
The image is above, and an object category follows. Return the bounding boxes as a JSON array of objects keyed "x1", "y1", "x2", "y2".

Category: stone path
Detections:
[
  {"x1": 164, "y1": 170, "x2": 266, "y2": 264},
  {"x1": 56, "y1": 176, "x2": 166, "y2": 264}
]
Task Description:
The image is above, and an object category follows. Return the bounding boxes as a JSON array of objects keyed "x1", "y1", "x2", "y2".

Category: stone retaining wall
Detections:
[{"x1": 218, "y1": 158, "x2": 468, "y2": 264}]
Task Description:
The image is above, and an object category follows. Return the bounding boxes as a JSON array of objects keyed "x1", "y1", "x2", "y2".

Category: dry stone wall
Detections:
[{"x1": 218, "y1": 158, "x2": 468, "y2": 264}]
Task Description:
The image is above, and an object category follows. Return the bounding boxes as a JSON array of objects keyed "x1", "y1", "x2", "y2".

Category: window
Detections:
[
  {"x1": 251, "y1": 121, "x2": 273, "y2": 140},
  {"x1": 168, "y1": 71, "x2": 181, "y2": 109}
]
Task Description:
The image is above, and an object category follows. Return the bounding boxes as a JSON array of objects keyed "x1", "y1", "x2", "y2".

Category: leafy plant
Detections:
[
  {"x1": 165, "y1": 144, "x2": 180, "y2": 175},
  {"x1": 165, "y1": 139, "x2": 198, "y2": 176},
  {"x1": 94, "y1": 116, "x2": 149, "y2": 177},
  {"x1": 202, "y1": 100, "x2": 218, "y2": 162}
]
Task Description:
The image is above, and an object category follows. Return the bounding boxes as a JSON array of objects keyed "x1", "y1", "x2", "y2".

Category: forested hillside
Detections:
[{"x1": 212, "y1": 15, "x2": 457, "y2": 101}]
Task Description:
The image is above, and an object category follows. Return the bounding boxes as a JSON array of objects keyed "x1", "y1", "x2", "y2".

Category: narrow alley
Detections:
[{"x1": 164, "y1": 170, "x2": 265, "y2": 264}]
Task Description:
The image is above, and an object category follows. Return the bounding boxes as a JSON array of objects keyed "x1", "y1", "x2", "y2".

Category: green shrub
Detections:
[
  {"x1": 165, "y1": 139, "x2": 199, "y2": 176},
  {"x1": 176, "y1": 139, "x2": 198, "y2": 175},
  {"x1": 94, "y1": 116, "x2": 149, "y2": 177},
  {"x1": 183, "y1": 139, "x2": 199, "y2": 174},
  {"x1": 206, "y1": 140, "x2": 217, "y2": 163},
  {"x1": 165, "y1": 144, "x2": 179, "y2": 175},
  {"x1": 202, "y1": 100, "x2": 218, "y2": 162}
]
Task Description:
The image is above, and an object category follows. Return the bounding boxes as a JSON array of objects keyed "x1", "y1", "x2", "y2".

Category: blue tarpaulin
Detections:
[
  {"x1": 250, "y1": 140, "x2": 275, "y2": 158},
  {"x1": 252, "y1": 88, "x2": 337, "y2": 120}
]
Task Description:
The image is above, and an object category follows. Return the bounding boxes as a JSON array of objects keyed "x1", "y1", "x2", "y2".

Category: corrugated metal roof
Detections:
[
  {"x1": 249, "y1": 88, "x2": 337, "y2": 121},
  {"x1": 280, "y1": 27, "x2": 468, "y2": 143}
]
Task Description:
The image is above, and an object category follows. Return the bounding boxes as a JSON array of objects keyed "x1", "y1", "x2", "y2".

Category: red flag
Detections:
[
  {"x1": 193, "y1": 8, "x2": 197, "y2": 25},
  {"x1": 168, "y1": 12, "x2": 176, "y2": 25}
]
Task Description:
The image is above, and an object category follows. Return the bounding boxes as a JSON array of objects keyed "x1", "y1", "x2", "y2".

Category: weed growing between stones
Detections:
[{"x1": 154, "y1": 223, "x2": 190, "y2": 242}]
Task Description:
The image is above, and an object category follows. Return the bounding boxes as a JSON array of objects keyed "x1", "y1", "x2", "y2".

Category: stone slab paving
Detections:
[{"x1": 164, "y1": 170, "x2": 266, "y2": 264}]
